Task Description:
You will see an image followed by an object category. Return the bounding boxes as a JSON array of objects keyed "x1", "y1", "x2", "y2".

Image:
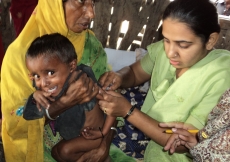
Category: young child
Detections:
[
  {"x1": 159, "y1": 88, "x2": 230, "y2": 162},
  {"x1": 24, "y1": 33, "x2": 115, "y2": 161}
]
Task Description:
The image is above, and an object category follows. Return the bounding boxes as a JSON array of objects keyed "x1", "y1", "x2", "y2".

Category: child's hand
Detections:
[
  {"x1": 164, "y1": 128, "x2": 198, "y2": 154},
  {"x1": 33, "y1": 91, "x2": 54, "y2": 111},
  {"x1": 81, "y1": 127, "x2": 104, "y2": 140},
  {"x1": 159, "y1": 122, "x2": 199, "y2": 154}
]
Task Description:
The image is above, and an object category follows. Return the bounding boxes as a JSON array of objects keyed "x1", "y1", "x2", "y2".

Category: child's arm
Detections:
[
  {"x1": 101, "y1": 116, "x2": 116, "y2": 137},
  {"x1": 33, "y1": 90, "x2": 54, "y2": 111},
  {"x1": 82, "y1": 116, "x2": 116, "y2": 140},
  {"x1": 159, "y1": 122, "x2": 198, "y2": 154}
]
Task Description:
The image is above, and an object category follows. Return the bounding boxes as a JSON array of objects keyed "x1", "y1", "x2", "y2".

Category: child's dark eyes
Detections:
[
  {"x1": 48, "y1": 71, "x2": 54, "y2": 76},
  {"x1": 78, "y1": 0, "x2": 84, "y2": 3},
  {"x1": 32, "y1": 71, "x2": 54, "y2": 79},
  {"x1": 34, "y1": 74, "x2": 39, "y2": 80}
]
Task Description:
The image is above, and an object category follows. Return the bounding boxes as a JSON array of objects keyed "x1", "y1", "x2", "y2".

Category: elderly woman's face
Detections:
[{"x1": 64, "y1": 0, "x2": 95, "y2": 33}]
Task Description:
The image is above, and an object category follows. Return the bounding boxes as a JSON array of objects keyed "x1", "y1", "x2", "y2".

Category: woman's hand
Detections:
[
  {"x1": 47, "y1": 73, "x2": 99, "y2": 121},
  {"x1": 159, "y1": 122, "x2": 198, "y2": 154},
  {"x1": 61, "y1": 73, "x2": 99, "y2": 106},
  {"x1": 99, "y1": 71, "x2": 122, "y2": 91},
  {"x1": 98, "y1": 90, "x2": 131, "y2": 117}
]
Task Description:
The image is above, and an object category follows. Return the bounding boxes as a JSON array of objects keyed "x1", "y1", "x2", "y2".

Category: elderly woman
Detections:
[
  {"x1": 1, "y1": 0, "x2": 125, "y2": 161},
  {"x1": 98, "y1": 0, "x2": 230, "y2": 161}
]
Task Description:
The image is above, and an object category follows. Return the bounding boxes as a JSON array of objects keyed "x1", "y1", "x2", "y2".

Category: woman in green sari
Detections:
[{"x1": 98, "y1": 0, "x2": 230, "y2": 161}]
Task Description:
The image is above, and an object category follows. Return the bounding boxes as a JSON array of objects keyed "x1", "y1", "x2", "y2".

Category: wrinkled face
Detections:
[
  {"x1": 26, "y1": 55, "x2": 72, "y2": 97},
  {"x1": 64, "y1": 0, "x2": 95, "y2": 33},
  {"x1": 162, "y1": 18, "x2": 209, "y2": 69}
]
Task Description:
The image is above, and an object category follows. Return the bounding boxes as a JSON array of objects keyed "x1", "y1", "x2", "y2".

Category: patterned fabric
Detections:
[
  {"x1": 190, "y1": 88, "x2": 230, "y2": 162},
  {"x1": 112, "y1": 84, "x2": 150, "y2": 160}
]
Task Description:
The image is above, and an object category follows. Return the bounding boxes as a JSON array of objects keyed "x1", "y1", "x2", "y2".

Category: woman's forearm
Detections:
[
  {"x1": 118, "y1": 61, "x2": 151, "y2": 88},
  {"x1": 126, "y1": 108, "x2": 188, "y2": 153},
  {"x1": 126, "y1": 108, "x2": 168, "y2": 145},
  {"x1": 117, "y1": 66, "x2": 136, "y2": 88}
]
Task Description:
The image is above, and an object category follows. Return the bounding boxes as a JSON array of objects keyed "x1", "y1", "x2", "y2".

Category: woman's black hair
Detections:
[
  {"x1": 162, "y1": 0, "x2": 220, "y2": 43},
  {"x1": 26, "y1": 33, "x2": 77, "y2": 64}
]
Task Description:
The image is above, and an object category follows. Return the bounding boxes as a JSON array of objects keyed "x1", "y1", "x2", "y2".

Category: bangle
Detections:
[
  {"x1": 123, "y1": 105, "x2": 135, "y2": 120},
  {"x1": 110, "y1": 127, "x2": 118, "y2": 138},
  {"x1": 99, "y1": 127, "x2": 104, "y2": 138},
  {"x1": 45, "y1": 109, "x2": 59, "y2": 120}
]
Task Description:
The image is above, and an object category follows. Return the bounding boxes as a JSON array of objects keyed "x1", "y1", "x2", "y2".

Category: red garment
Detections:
[
  {"x1": 0, "y1": 34, "x2": 4, "y2": 66},
  {"x1": 9, "y1": 0, "x2": 38, "y2": 37}
]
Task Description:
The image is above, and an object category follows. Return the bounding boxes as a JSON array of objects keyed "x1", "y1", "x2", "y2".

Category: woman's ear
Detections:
[
  {"x1": 206, "y1": 32, "x2": 219, "y2": 50},
  {"x1": 69, "y1": 60, "x2": 77, "y2": 72}
]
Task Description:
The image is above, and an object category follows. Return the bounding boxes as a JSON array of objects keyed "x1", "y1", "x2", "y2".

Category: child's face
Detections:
[{"x1": 26, "y1": 55, "x2": 74, "y2": 97}]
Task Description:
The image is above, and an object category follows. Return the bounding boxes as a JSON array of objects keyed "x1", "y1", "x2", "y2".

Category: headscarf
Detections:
[{"x1": 1, "y1": 0, "x2": 88, "y2": 161}]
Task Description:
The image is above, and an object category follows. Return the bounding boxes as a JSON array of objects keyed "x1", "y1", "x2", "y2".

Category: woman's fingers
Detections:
[
  {"x1": 98, "y1": 91, "x2": 131, "y2": 117},
  {"x1": 63, "y1": 72, "x2": 99, "y2": 105},
  {"x1": 159, "y1": 122, "x2": 185, "y2": 129},
  {"x1": 164, "y1": 133, "x2": 179, "y2": 151},
  {"x1": 36, "y1": 102, "x2": 42, "y2": 112},
  {"x1": 79, "y1": 74, "x2": 99, "y2": 103},
  {"x1": 164, "y1": 128, "x2": 198, "y2": 152},
  {"x1": 159, "y1": 122, "x2": 196, "y2": 130},
  {"x1": 99, "y1": 71, "x2": 121, "y2": 91},
  {"x1": 99, "y1": 72, "x2": 112, "y2": 88}
]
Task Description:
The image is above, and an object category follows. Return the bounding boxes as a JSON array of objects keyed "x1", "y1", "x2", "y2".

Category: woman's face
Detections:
[
  {"x1": 26, "y1": 55, "x2": 72, "y2": 97},
  {"x1": 64, "y1": 0, "x2": 95, "y2": 33},
  {"x1": 162, "y1": 18, "x2": 209, "y2": 69}
]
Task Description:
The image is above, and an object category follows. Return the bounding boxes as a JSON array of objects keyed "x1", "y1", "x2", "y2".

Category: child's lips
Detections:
[{"x1": 47, "y1": 86, "x2": 57, "y2": 93}]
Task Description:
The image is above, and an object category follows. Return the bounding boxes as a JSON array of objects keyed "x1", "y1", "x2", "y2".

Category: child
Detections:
[
  {"x1": 23, "y1": 33, "x2": 115, "y2": 161},
  {"x1": 159, "y1": 88, "x2": 230, "y2": 161}
]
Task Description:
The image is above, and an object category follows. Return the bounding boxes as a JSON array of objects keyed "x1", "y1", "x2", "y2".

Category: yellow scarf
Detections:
[{"x1": 1, "y1": 0, "x2": 87, "y2": 161}]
